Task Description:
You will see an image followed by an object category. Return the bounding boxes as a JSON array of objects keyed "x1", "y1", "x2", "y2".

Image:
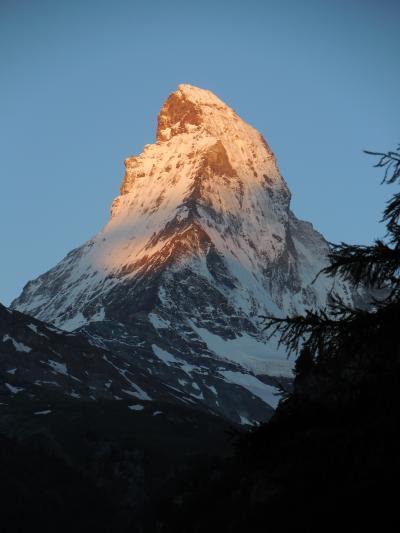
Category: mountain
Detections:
[{"x1": 11, "y1": 84, "x2": 358, "y2": 424}]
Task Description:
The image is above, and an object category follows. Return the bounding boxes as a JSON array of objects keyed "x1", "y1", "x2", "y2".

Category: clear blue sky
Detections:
[{"x1": 1, "y1": 0, "x2": 399, "y2": 305}]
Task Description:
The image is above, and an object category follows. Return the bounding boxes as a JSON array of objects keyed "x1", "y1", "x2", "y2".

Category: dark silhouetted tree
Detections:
[{"x1": 261, "y1": 145, "x2": 400, "y2": 366}]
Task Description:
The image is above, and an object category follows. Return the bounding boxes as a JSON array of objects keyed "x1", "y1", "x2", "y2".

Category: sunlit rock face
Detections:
[{"x1": 12, "y1": 84, "x2": 359, "y2": 424}]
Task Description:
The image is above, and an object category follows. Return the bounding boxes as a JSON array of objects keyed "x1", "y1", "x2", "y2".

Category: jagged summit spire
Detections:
[
  {"x1": 157, "y1": 83, "x2": 249, "y2": 143},
  {"x1": 175, "y1": 84, "x2": 229, "y2": 108},
  {"x1": 117, "y1": 84, "x2": 283, "y2": 229}
]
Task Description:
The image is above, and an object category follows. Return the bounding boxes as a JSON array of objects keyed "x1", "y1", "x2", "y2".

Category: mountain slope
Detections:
[
  {"x1": 0, "y1": 302, "x2": 237, "y2": 531},
  {"x1": 12, "y1": 84, "x2": 357, "y2": 423},
  {"x1": 1, "y1": 302, "x2": 274, "y2": 423},
  {"x1": 0, "y1": 302, "x2": 200, "y2": 408}
]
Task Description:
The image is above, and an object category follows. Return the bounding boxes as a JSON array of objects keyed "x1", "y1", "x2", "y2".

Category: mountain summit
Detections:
[{"x1": 12, "y1": 84, "x2": 358, "y2": 424}]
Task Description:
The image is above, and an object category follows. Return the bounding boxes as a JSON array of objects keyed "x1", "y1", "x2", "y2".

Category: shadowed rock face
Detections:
[
  {"x1": 0, "y1": 303, "x2": 274, "y2": 424},
  {"x1": 11, "y1": 84, "x2": 364, "y2": 425},
  {"x1": 156, "y1": 91, "x2": 203, "y2": 141},
  {"x1": 198, "y1": 140, "x2": 238, "y2": 178},
  {"x1": 0, "y1": 303, "x2": 203, "y2": 408}
]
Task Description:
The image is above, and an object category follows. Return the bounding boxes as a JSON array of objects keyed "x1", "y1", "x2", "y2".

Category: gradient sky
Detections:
[{"x1": 1, "y1": 0, "x2": 399, "y2": 305}]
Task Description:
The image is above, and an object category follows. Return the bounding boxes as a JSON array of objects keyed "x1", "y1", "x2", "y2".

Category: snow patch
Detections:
[
  {"x1": 128, "y1": 404, "x2": 144, "y2": 411},
  {"x1": 35, "y1": 380, "x2": 60, "y2": 387},
  {"x1": 152, "y1": 344, "x2": 178, "y2": 365},
  {"x1": 149, "y1": 314, "x2": 170, "y2": 329},
  {"x1": 103, "y1": 355, "x2": 152, "y2": 400},
  {"x1": 27, "y1": 323, "x2": 48, "y2": 338},
  {"x1": 191, "y1": 325, "x2": 293, "y2": 377},
  {"x1": 239, "y1": 415, "x2": 254, "y2": 426},
  {"x1": 219, "y1": 370, "x2": 280, "y2": 409},
  {"x1": 48, "y1": 360, "x2": 68, "y2": 375},
  {"x1": 5, "y1": 383, "x2": 24, "y2": 394},
  {"x1": 2, "y1": 334, "x2": 32, "y2": 353},
  {"x1": 62, "y1": 312, "x2": 87, "y2": 332}
]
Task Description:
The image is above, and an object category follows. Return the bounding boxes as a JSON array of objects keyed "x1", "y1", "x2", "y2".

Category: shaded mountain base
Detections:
[
  {"x1": 140, "y1": 339, "x2": 400, "y2": 532},
  {"x1": 144, "y1": 407, "x2": 400, "y2": 532},
  {"x1": 2, "y1": 333, "x2": 399, "y2": 532},
  {"x1": 0, "y1": 434, "x2": 114, "y2": 533},
  {"x1": 0, "y1": 396, "x2": 234, "y2": 532},
  {"x1": 1, "y1": 369, "x2": 399, "y2": 532}
]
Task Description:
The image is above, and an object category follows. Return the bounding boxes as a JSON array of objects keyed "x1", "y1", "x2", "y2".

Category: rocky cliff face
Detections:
[{"x1": 11, "y1": 84, "x2": 357, "y2": 424}]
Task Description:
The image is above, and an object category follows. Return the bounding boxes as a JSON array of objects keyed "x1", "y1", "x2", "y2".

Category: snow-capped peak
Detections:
[
  {"x1": 156, "y1": 83, "x2": 260, "y2": 142},
  {"x1": 102, "y1": 84, "x2": 291, "y2": 289},
  {"x1": 122, "y1": 83, "x2": 281, "y2": 194},
  {"x1": 11, "y1": 84, "x2": 360, "y2": 424}
]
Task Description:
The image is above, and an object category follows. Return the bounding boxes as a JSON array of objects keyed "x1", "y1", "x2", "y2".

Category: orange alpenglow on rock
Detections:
[{"x1": 121, "y1": 83, "x2": 278, "y2": 196}]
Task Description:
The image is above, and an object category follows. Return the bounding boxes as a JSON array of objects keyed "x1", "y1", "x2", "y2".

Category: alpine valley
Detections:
[{"x1": 8, "y1": 84, "x2": 362, "y2": 425}]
